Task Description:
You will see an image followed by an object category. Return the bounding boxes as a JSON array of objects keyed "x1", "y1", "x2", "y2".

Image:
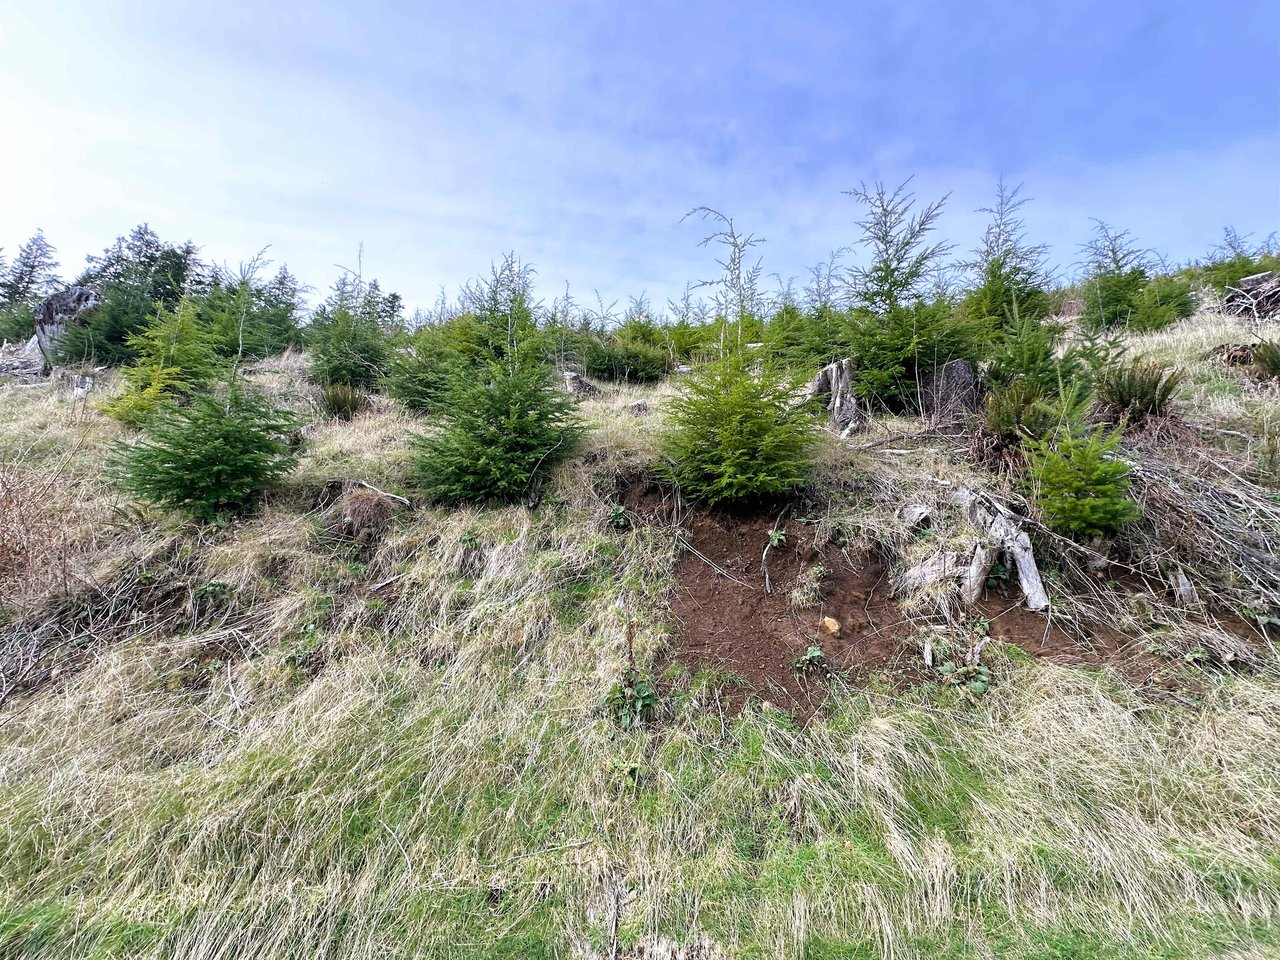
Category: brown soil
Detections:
[{"x1": 665, "y1": 508, "x2": 1256, "y2": 722}]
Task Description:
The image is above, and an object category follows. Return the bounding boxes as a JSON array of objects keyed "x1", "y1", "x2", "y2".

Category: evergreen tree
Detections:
[
  {"x1": 62, "y1": 225, "x2": 205, "y2": 364},
  {"x1": 308, "y1": 306, "x2": 391, "y2": 389},
  {"x1": 110, "y1": 380, "x2": 299, "y2": 520},
  {"x1": 660, "y1": 349, "x2": 818, "y2": 505},
  {"x1": 1028, "y1": 427, "x2": 1139, "y2": 539},
  {"x1": 958, "y1": 180, "x2": 1050, "y2": 328},
  {"x1": 0, "y1": 230, "x2": 61, "y2": 306},
  {"x1": 100, "y1": 298, "x2": 223, "y2": 426},
  {"x1": 410, "y1": 351, "x2": 582, "y2": 504},
  {"x1": 199, "y1": 263, "x2": 303, "y2": 358}
]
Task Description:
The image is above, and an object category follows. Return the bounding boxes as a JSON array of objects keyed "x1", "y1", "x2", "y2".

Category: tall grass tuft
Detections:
[{"x1": 1095, "y1": 358, "x2": 1182, "y2": 422}]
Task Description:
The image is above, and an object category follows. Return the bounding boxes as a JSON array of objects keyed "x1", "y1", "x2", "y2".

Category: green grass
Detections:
[{"x1": 2, "y1": 329, "x2": 1280, "y2": 959}]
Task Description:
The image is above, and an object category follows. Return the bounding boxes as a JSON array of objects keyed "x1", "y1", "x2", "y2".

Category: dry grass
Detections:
[{"x1": 0, "y1": 341, "x2": 1278, "y2": 958}]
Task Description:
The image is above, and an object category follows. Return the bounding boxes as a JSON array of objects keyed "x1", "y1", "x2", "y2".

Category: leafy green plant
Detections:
[
  {"x1": 604, "y1": 668, "x2": 658, "y2": 730},
  {"x1": 110, "y1": 382, "x2": 300, "y2": 520},
  {"x1": 936, "y1": 660, "x2": 992, "y2": 696},
  {"x1": 1187, "y1": 230, "x2": 1280, "y2": 292},
  {"x1": 984, "y1": 561, "x2": 1010, "y2": 592},
  {"x1": 1027, "y1": 427, "x2": 1139, "y2": 540},
  {"x1": 660, "y1": 351, "x2": 818, "y2": 505},
  {"x1": 792, "y1": 646, "x2": 829, "y2": 675},
  {"x1": 607, "y1": 504, "x2": 630, "y2": 530},
  {"x1": 410, "y1": 353, "x2": 582, "y2": 505},
  {"x1": 767, "y1": 528, "x2": 787, "y2": 548},
  {"x1": 318, "y1": 382, "x2": 370, "y2": 421},
  {"x1": 1095, "y1": 358, "x2": 1182, "y2": 422}
]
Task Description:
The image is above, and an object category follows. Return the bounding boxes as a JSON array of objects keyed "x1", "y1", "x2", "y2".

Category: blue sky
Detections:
[{"x1": 2, "y1": 0, "x2": 1277, "y2": 313}]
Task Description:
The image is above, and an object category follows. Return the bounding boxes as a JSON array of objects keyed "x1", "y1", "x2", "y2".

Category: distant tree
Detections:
[
  {"x1": 845, "y1": 179, "x2": 951, "y2": 314},
  {"x1": 0, "y1": 230, "x2": 61, "y2": 306},
  {"x1": 61, "y1": 224, "x2": 205, "y2": 364},
  {"x1": 682, "y1": 208, "x2": 766, "y2": 353},
  {"x1": 840, "y1": 179, "x2": 988, "y2": 407},
  {"x1": 1184, "y1": 228, "x2": 1280, "y2": 294},
  {"x1": 198, "y1": 260, "x2": 304, "y2": 359},
  {"x1": 958, "y1": 180, "x2": 1050, "y2": 328},
  {"x1": 308, "y1": 307, "x2": 391, "y2": 389},
  {"x1": 1080, "y1": 221, "x2": 1193, "y2": 331},
  {"x1": 459, "y1": 254, "x2": 542, "y2": 360}
]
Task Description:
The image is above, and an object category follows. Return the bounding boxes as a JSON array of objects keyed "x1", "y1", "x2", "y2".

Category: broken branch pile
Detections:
[{"x1": 1223, "y1": 271, "x2": 1280, "y2": 321}]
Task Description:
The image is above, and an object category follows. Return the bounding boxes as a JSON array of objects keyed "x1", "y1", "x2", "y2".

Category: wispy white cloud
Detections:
[{"x1": 1, "y1": 0, "x2": 1276, "y2": 312}]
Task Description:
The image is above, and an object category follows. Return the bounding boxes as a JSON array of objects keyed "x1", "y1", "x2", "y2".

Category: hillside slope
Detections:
[{"x1": 1, "y1": 312, "x2": 1279, "y2": 960}]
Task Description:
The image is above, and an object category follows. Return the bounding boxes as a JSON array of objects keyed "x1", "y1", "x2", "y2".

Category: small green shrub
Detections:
[
  {"x1": 1130, "y1": 275, "x2": 1195, "y2": 332},
  {"x1": 384, "y1": 329, "x2": 466, "y2": 413},
  {"x1": 584, "y1": 338, "x2": 670, "y2": 383},
  {"x1": 99, "y1": 299, "x2": 223, "y2": 426},
  {"x1": 660, "y1": 351, "x2": 818, "y2": 505},
  {"x1": 110, "y1": 382, "x2": 299, "y2": 520},
  {"x1": 1095, "y1": 358, "x2": 1182, "y2": 422},
  {"x1": 1027, "y1": 428, "x2": 1139, "y2": 540},
  {"x1": 308, "y1": 307, "x2": 390, "y2": 389},
  {"x1": 410, "y1": 354, "x2": 582, "y2": 504},
  {"x1": 1254, "y1": 341, "x2": 1280, "y2": 380},
  {"x1": 844, "y1": 301, "x2": 991, "y2": 409},
  {"x1": 318, "y1": 382, "x2": 370, "y2": 421}
]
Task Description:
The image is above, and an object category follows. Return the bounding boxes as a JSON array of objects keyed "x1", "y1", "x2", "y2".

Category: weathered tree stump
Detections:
[
  {"x1": 919, "y1": 359, "x2": 981, "y2": 425},
  {"x1": 804, "y1": 358, "x2": 865, "y2": 435},
  {"x1": 32, "y1": 287, "x2": 100, "y2": 373}
]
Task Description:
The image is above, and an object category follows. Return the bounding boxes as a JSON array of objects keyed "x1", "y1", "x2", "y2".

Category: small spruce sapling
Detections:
[
  {"x1": 111, "y1": 380, "x2": 299, "y2": 520},
  {"x1": 1027, "y1": 427, "x2": 1139, "y2": 540}
]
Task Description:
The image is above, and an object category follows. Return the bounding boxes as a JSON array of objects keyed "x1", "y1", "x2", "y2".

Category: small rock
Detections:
[
  {"x1": 628, "y1": 399, "x2": 649, "y2": 416},
  {"x1": 819, "y1": 616, "x2": 841, "y2": 637}
]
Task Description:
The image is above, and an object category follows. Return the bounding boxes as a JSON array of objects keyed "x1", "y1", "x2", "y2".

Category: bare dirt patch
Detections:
[{"x1": 665, "y1": 508, "x2": 1262, "y2": 721}]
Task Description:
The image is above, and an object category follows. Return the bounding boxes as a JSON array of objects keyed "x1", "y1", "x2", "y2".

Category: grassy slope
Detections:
[{"x1": 0, "y1": 317, "x2": 1278, "y2": 959}]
